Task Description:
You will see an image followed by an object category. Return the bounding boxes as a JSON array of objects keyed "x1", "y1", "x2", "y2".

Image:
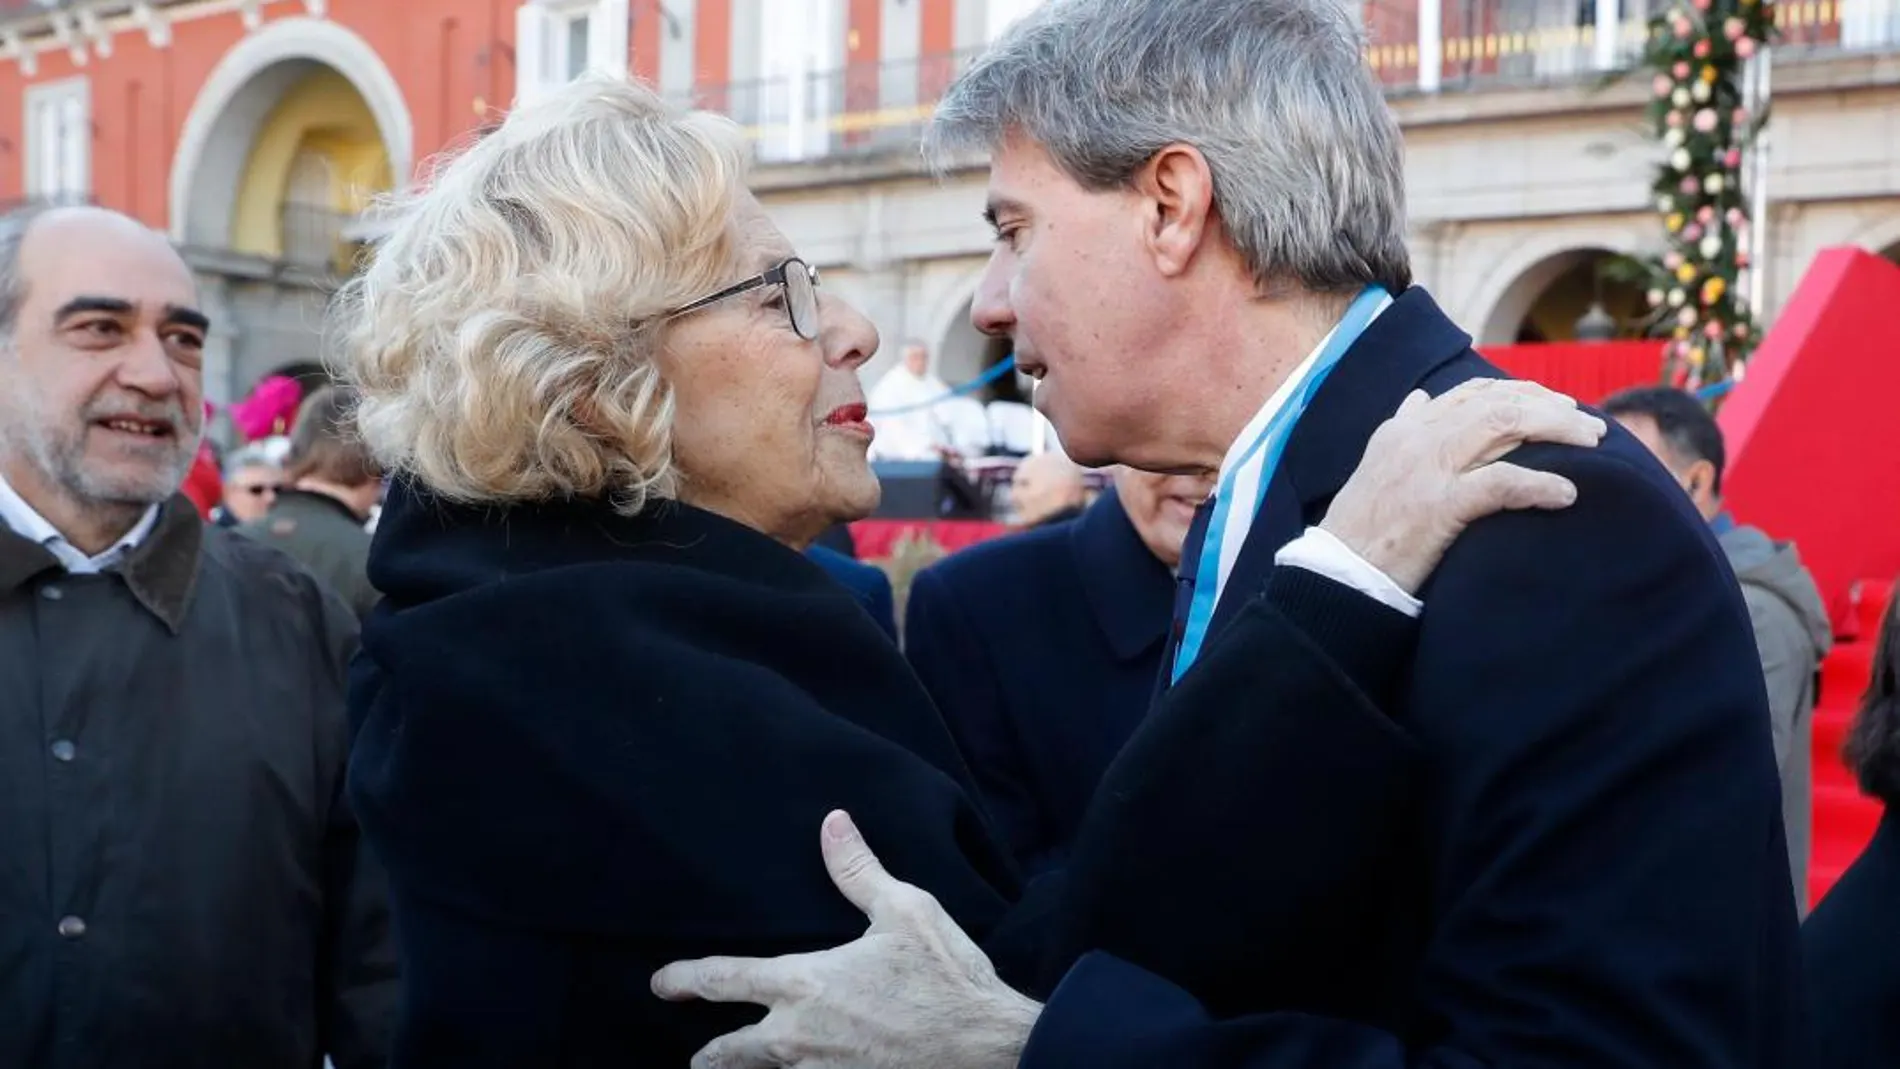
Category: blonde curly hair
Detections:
[{"x1": 328, "y1": 75, "x2": 747, "y2": 514}]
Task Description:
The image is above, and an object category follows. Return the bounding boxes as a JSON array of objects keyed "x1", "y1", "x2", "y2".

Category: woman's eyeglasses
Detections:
[
  {"x1": 665, "y1": 257, "x2": 821, "y2": 340},
  {"x1": 234, "y1": 484, "x2": 282, "y2": 498}
]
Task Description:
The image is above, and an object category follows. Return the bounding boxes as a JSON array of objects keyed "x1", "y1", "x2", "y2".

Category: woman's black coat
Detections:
[{"x1": 347, "y1": 481, "x2": 1024, "y2": 1066}]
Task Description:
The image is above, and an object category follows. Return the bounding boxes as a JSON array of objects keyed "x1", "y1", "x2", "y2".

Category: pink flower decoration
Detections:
[
  {"x1": 1653, "y1": 74, "x2": 1674, "y2": 96},
  {"x1": 228, "y1": 375, "x2": 304, "y2": 442},
  {"x1": 1672, "y1": 14, "x2": 1694, "y2": 35},
  {"x1": 1724, "y1": 17, "x2": 1747, "y2": 38},
  {"x1": 1673, "y1": 61, "x2": 1692, "y2": 78},
  {"x1": 1693, "y1": 38, "x2": 1712, "y2": 57},
  {"x1": 1733, "y1": 107, "x2": 1750, "y2": 125},
  {"x1": 1683, "y1": 223, "x2": 1704, "y2": 242},
  {"x1": 1705, "y1": 321, "x2": 1725, "y2": 339},
  {"x1": 1694, "y1": 0, "x2": 1712, "y2": 10},
  {"x1": 1693, "y1": 108, "x2": 1718, "y2": 132},
  {"x1": 1698, "y1": 205, "x2": 1716, "y2": 222},
  {"x1": 1736, "y1": 36, "x2": 1757, "y2": 58},
  {"x1": 1726, "y1": 207, "x2": 1745, "y2": 225},
  {"x1": 1725, "y1": 147, "x2": 1743, "y2": 168},
  {"x1": 1664, "y1": 251, "x2": 1686, "y2": 269},
  {"x1": 1737, "y1": 250, "x2": 1752, "y2": 268},
  {"x1": 1666, "y1": 109, "x2": 1686, "y2": 127},
  {"x1": 1680, "y1": 175, "x2": 1702, "y2": 195}
]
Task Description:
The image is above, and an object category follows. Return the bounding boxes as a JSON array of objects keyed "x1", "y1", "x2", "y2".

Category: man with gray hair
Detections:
[
  {"x1": 655, "y1": 0, "x2": 1798, "y2": 1066},
  {"x1": 0, "y1": 204, "x2": 394, "y2": 1066}
]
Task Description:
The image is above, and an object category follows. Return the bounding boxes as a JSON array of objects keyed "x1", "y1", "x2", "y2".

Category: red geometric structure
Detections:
[
  {"x1": 1717, "y1": 247, "x2": 1900, "y2": 905},
  {"x1": 1719, "y1": 248, "x2": 1900, "y2": 625}
]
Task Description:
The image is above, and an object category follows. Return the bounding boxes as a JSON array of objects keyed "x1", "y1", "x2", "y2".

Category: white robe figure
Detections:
[{"x1": 867, "y1": 364, "x2": 953, "y2": 461}]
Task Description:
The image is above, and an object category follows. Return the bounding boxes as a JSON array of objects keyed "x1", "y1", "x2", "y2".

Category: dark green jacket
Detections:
[{"x1": 242, "y1": 490, "x2": 378, "y2": 620}]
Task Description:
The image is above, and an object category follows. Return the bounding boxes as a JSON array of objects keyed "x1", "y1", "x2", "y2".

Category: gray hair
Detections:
[
  {"x1": 0, "y1": 203, "x2": 54, "y2": 342},
  {"x1": 925, "y1": 0, "x2": 1411, "y2": 296},
  {"x1": 221, "y1": 443, "x2": 283, "y2": 480}
]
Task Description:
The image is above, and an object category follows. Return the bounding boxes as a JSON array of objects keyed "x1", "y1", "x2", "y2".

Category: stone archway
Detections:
[
  {"x1": 1475, "y1": 246, "x2": 1646, "y2": 344},
  {"x1": 168, "y1": 18, "x2": 413, "y2": 249},
  {"x1": 935, "y1": 294, "x2": 1023, "y2": 401}
]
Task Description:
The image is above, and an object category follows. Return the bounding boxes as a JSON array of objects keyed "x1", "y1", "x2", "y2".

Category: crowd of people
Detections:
[{"x1": 1, "y1": 0, "x2": 1897, "y2": 1066}]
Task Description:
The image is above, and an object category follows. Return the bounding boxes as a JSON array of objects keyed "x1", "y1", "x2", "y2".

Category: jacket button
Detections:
[
  {"x1": 50, "y1": 740, "x2": 75, "y2": 762},
  {"x1": 56, "y1": 916, "x2": 86, "y2": 939}
]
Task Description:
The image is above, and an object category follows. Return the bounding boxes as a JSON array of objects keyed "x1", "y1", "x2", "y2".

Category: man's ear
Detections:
[
  {"x1": 1683, "y1": 457, "x2": 1718, "y2": 501},
  {"x1": 1131, "y1": 144, "x2": 1217, "y2": 279}
]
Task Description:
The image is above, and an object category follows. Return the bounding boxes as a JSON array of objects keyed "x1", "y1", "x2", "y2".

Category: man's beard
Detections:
[{"x1": 0, "y1": 386, "x2": 200, "y2": 509}]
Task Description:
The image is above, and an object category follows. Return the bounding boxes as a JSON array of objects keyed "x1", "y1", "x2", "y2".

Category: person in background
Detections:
[
  {"x1": 867, "y1": 339, "x2": 950, "y2": 461},
  {"x1": 242, "y1": 385, "x2": 383, "y2": 620},
  {"x1": 214, "y1": 442, "x2": 284, "y2": 527},
  {"x1": 1607, "y1": 384, "x2": 1831, "y2": 913},
  {"x1": 1008, "y1": 450, "x2": 1089, "y2": 527},
  {"x1": 806, "y1": 543, "x2": 898, "y2": 641},
  {"x1": 907, "y1": 466, "x2": 1212, "y2": 875},
  {"x1": 0, "y1": 203, "x2": 394, "y2": 1067},
  {"x1": 1803, "y1": 586, "x2": 1900, "y2": 1067}
]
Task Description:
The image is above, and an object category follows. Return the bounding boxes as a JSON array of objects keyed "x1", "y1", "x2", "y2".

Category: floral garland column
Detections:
[{"x1": 1638, "y1": 0, "x2": 1775, "y2": 395}]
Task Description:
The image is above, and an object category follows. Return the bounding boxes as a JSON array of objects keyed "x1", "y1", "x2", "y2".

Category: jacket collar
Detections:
[
  {"x1": 1071, "y1": 485, "x2": 1175, "y2": 662},
  {"x1": 369, "y1": 477, "x2": 830, "y2": 605},
  {"x1": 1206, "y1": 287, "x2": 1474, "y2": 639},
  {"x1": 1282, "y1": 285, "x2": 1476, "y2": 511},
  {"x1": 269, "y1": 487, "x2": 369, "y2": 527},
  {"x1": 0, "y1": 493, "x2": 203, "y2": 634}
]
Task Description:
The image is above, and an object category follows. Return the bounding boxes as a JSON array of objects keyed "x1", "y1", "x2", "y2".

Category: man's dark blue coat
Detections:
[
  {"x1": 905, "y1": 486, "x2": 1173, "y2": 876},
  {"x1": 1022, "y1": 286, "x2": 1801, "y2": 1068}
]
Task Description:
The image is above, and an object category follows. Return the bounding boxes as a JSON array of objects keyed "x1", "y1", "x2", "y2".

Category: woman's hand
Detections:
[
  {"x1": 1321, "y1": 379, "x2": 1607, "y2": 595},
  {"x1": 653, "y1": 811, "x2": 1039, "y2": 1069}
]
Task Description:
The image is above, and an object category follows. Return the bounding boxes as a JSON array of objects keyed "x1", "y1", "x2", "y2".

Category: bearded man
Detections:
[{"x1": 0, "y1": 204, "x2": 395, "y2": 1068}]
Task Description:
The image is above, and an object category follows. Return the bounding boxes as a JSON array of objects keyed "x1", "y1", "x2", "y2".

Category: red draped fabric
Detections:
[{"x1": 849, "y1": 520, "x2": 1011, "y2": 561}]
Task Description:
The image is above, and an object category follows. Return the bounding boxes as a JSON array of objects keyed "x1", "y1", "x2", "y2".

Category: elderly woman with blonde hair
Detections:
[{"x1": 334, "y1": 75, "x2": 1599, "y2": 1066}]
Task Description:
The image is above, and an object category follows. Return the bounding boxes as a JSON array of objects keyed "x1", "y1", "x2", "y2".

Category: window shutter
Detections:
[{"x1": 590, "y1": 0, "x2": 630, "y2": 79}]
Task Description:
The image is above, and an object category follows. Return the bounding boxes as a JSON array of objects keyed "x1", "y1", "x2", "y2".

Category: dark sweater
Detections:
[{"x1": 346, "y1": 481, "x2": 1021, "y2": 1067}]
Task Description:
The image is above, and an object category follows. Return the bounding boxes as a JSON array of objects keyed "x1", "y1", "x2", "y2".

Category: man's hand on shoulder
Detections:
[{"x1": 652, "y1": 811, "x2": 1039, "y2": 1069}]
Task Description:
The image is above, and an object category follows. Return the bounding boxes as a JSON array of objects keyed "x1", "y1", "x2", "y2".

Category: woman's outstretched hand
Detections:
[
  {"x1": 1321, "y1": 379, "x2": 1607, "y2": 595},
  {"x1": 652, "y1": 811, "x2": 1039, "y2": 1069}
]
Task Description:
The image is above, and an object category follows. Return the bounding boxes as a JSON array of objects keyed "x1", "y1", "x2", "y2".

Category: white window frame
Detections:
[
  {"x1": 23, "y1": 76, "x2": 90, "y2": 203},
  {"x1": 757, "y1": 0, "x2": 845, "y2": 162},
  {"x1": 515, "y1": 0, "x2": 628, "y2": 107}
]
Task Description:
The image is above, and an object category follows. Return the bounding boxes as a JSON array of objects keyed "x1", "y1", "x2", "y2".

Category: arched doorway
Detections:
[
  {"x1": 937, "y1": 296, "x2": 1029, "y2": 402},
  {"x1": 169, "y1": 17, "x2": 412, "y2": 263},
  {"x1": 1478, "y1": 247, "x2": 1648, "y2": 345}
]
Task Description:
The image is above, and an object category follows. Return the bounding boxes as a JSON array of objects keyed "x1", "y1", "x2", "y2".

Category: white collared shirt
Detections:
[
  {"x1": 1204, "y1": 294, "x2": 1423, "y2": 619},
  {"x1": 0, "y1": 473, "x2": 161, "y2": 575}
]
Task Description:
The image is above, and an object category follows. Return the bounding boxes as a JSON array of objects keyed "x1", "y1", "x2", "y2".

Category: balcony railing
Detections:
[
  {"x1": 684, "y1": 50, "x2": 979, "y2": 166},
  {"x1": 697, "y1": 0, "x2": 1898, "y2": 166}
]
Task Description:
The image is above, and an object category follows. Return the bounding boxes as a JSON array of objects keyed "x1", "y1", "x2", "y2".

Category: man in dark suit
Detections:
[
  {"x1": 651, "y1": 0, "x2": 1796, "y2": 1064},
  {"x1": 806, "y1": 544, "x2": 897, "y2": 640},
  {"x1": 905, "y1": 468, "x2": 1208, "y2": 876}
]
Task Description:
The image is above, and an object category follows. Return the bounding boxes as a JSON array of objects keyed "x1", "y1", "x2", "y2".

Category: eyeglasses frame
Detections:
[{"x1": 664, "y1": 257, "x2": 821, "y2": 340}]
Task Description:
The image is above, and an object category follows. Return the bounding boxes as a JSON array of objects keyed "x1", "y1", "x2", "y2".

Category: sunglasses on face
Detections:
[
  {"x1": 234, "y1": 484, "x2": 282, "y2": 498},
  {"x1": 665, "y1": 257, "x2": 822, "y2": 340}
]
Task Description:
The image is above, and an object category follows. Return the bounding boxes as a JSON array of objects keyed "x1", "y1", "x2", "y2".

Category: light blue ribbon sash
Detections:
[{"x1": 1171, "y1": 284, "x2": 1390, "y2": 683}]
